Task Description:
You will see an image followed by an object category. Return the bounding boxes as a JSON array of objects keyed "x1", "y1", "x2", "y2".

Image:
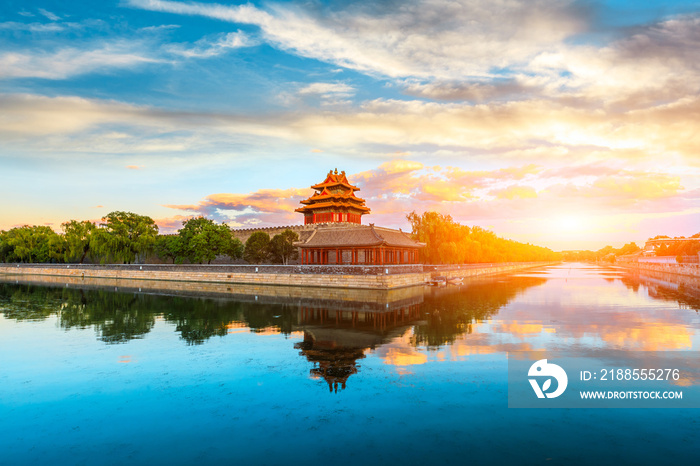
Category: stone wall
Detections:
[
  {"x1": 3, "y1": 274, "x2": 425, "y2": 310},
  {"x1": 616, "y1": 261, "x2": 700, "y2": 278},
  {"x1": 230, "y1": 224, "x2": 313, "y2": 245},
  {"x1": 0, "y1": 262, "x2": 556, "y2": 290}
]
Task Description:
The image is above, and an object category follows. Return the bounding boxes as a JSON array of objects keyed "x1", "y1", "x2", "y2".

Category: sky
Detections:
[{"x1": 1, "y1": 0, "x2": 700, "y2": 251}]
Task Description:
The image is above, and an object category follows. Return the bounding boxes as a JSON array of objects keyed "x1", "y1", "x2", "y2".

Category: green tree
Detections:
[
  {"x1": 0, "y1": 230, "x2": 12, "y2": 262},
  {"x1": 91, "y1": 211, "x2": 159, "y2": 264},
  {"x1": 269, "y1": 229, "x2": 299, "y2": 265},
  {"x1": 3, "y1": 225, "x2": 64, "y2": 263},
  {"x1": 154, "y1": 235, "x2": 184, "y2": 264},
  {"x1": 62, "y1": 220, "x2": 96, "y2": 263},
  {"x1": 244, "y1": 231, "x2": 271, "y2": 264},
  {"x1": 617, "y1": 242, "x2": 641, "y2": 256},
  {"x1": 407, "y1": 211, "x2": 559, "y2": 264},
  {"x1": 178, "y1": 217, "x2": 243, "y2": 264}
]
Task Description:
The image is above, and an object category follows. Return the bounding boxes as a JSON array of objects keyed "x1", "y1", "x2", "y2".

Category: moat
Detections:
[{"x1": 1, "y1": 263, "x2": 699, "y2": 465}]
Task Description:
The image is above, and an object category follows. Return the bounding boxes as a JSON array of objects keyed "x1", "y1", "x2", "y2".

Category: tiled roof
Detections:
[
  {"x1": 310, "y1": 170, "x2": 359, "y2": 191},
  {"x1": 297, "y1": 224, "x2": 425, "y2": 248},
  {"x1": 300, "y1": 192, "x2": 365, "y2": 204},
  {"x1": 295, "y1": 201, "x2": 370, "y2": 213}
]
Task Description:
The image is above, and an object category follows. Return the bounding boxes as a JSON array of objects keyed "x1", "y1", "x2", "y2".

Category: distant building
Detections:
[{"x1": 643, "y1": 237, "x2": 699, "y2": 257}]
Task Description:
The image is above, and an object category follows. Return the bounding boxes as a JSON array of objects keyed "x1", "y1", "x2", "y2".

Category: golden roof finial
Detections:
[{"x1": 334, "y1": 168, "x2": 338, "y2": 175}]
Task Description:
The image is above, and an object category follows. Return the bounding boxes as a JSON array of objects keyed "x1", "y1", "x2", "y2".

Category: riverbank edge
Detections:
[
  {"x1": 0, "y1": 262, "x2": 557, "y2": 290},
  {"x1": 615, "y1": 261, "x2": 700, "y2": 278}
]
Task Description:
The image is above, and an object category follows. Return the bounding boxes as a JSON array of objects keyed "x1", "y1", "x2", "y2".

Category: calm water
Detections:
[{"x1": 1, "y1": 263, "x2": 699, "y2": 465}]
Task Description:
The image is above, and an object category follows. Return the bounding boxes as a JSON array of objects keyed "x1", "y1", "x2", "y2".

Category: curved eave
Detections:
[
  {"x1": 300, "y1": 194, "x2": 367, "y2": 205},
  {"x1": 295, "y1": 203, "x2": 371, "y2": 213},
  {"x1": 310, "y1": 181, "x2": 360, "y2": 191}
]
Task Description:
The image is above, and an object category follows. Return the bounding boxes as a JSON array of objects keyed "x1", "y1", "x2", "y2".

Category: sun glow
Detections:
[{"x1": 555, "y1": 215, "x2": 586, "y2": 232}]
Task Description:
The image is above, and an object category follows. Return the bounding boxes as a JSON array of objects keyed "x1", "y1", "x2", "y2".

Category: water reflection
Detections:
[
  {"x1": 1, "y1": 263, "x2": 699, "y2": 392},
  {"x1": 415, "y1": 276, "x2": 547, "y2": 348},
  {"x1": 295, "y1": 303, "x2": 422, "y2": 392},
  {"x1": 621, "y1": 268, "x2": 700, "y2": 312}
]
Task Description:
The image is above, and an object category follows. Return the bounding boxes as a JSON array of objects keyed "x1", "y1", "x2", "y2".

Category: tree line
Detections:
[
  {"x1": 561, "y1": 242, "x2": 642, "y2": 262},
  {"x1": 562, "y1": 233, "x2": 700, "y2": 262},
  {"x1": 0, "y1": 212, "x2": 299, "y2": 265},
  {"x1": 406, "y1": 211, "x2": 561, "y2": 263}
]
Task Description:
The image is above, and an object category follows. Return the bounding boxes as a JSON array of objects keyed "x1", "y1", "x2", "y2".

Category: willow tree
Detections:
[
  {"x1": 407, "y1": 210, "x2": 560, "y2": 264},
  {"x1": 0, "y1": 230, "x2": 14, "y2": 262},
  {"x1": 62, "y1": 220, "x2": 96, "y2": 263},
  {"x1": 1, "y1": 225, "x2": 64, "y2": 263},
  {"x1": 91, "y1": 211, "x2": 159, "y2": 264}
]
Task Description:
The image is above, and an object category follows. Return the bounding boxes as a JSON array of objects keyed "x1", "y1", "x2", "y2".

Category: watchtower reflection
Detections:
[{"x1": 295, "y1": 291, "x2": 423, "y2": 392}]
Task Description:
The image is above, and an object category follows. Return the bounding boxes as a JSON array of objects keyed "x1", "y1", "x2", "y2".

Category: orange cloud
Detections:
[
  {"x1": 153, "y1": 214, "x2": 195, "y2": 233},
  {"x1": 126, "y1": 165, "x2": 143, "y2": 170},
  {"x1": 160, "y1": 159, "x2": 697, "y2": 249},
  {"x1": 491, "y1": 185, "x2": 538, "y2": 200}
]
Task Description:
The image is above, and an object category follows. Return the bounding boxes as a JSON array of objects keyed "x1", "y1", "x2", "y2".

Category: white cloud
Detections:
[
  {"x1": 0, "y1": 21, "x2": 68, "y2": 32},
  {"x1": 167, "y1": 31, "x2": 257, "y2": 58},
  {"x1": 0, "y1": 40, "x2": 165, "y2": 79},
  {"x1": 126, "y1": 0, "x2": 700, "y2": 108},
  {"x1": 37, "y1": 8, "x2": 60, "y2": 21},
  {"x1": 127, "y1": 0, "x2": 587, "y2": 80},
  {"x1": 298, "y1": 82, "x2": 355, "y2": 97}
]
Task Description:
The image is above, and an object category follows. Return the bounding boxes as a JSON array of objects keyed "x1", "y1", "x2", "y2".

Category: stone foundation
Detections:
[
  {"x1": 0, "y1": 262, "x2": 556, "y2": 290},
  {"x1": 616, "y1": 261, "x2": 700, "y2": 278}
]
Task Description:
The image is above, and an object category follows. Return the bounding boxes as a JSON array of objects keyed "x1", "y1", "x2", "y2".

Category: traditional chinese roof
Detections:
[
  {"x1": 296, "y1": 168, "x2": 370, "y2": 218},
  {"x1": 297, "y1": 224, "x2": 425, "y2": 249},
  {"x1": 311, "y1": 169, "x2": 360, "y2": 191}
]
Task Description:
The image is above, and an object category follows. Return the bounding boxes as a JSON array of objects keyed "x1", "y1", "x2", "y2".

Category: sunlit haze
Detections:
[{"x1": 2, "y1": 0, "x2": 700, "y2": 250}]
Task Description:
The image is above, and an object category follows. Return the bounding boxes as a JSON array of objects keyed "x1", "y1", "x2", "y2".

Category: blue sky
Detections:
[{"x1": 2, "y1": 0, "x2": 700, "y2": 249}]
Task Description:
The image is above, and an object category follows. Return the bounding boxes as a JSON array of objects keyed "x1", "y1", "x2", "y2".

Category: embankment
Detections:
[
  {"x1": 616, "y1": 261, "x2": 700, "y2": 279},
  {"x1": 0, "y1": 262, "x2": 556, "y2": 290}
]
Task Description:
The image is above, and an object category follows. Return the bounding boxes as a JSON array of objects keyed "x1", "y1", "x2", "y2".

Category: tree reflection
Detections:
[
  {"x1": 59, "y1": 290, "x2": 155, "y2": 343},
  {"x1": 0, "y1": 283, "x2": 298, "y2": 344},
  {"x1": 0, "y1": 282, "x2": 65, "y2": 321},
  {"x1": 0, "y1": 276, "x2": 549, "y2": 351},
  {"x1": 413, "y1": 276, "x2": 547, "y2": 348}
]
